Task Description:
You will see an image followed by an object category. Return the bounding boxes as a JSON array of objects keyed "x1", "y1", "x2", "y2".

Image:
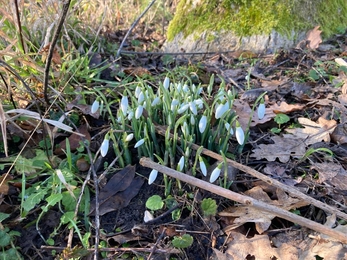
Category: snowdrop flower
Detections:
[
  {"x1": 138, "y1": 91, "x2": 145, "y2": 104},
  {"x1": 189, "y1": 101, "x2": 197, "y2": 115},
  {"x1": 171, "y1": 99, "x2": 179, "y2": 111},
  {"x1": 183, "y1": 84, "x2": 189, "y2": 92},
  {"x1": 120, "y1": 96, "x2": 128, "y2": 115},
  {"x1": 199, "y1": 157, "x2": 207, "y2": 176},
  {"x1": 235, "y1": 121, "x2": 245, "y2": 145},
  {"x1": 197, "y1": 87, "x2": 203, "y2": 95},
  {"x1": 199, "y1": 115, "x2": 207, "y2": 133},
  {"x1": 210, "y1": 162, "x2": 223, "y2": 183},
  {"x1": 127, "y1": 110, "x2": 134, "y2": 120},
  {"x1": 151, "y1": 96, "x2": 160, "y2": 106},
  {"x1": 91, "y1": 99, "x2": 100, "y2": 114},
  {"x1": 176, "y1": 82, "x2": 182, "y2": 92},
  {"x1": 224, "y1": 122, "x2": 234, "y2": 135},
  {"x1": 135, "y1": 105, "x2": 143, "y2": 119},
  {"x1": 215, "y1": 102, "x2": 229, "y2": 119},
  {"x1": 181, "y1": 122, "x2": 189, "y2": 137},
  {"x1": 177, "y1": 103, "x2": 189, "y2": 114},
  {"x1": 134, "y1": 138, "x2": 145, "y2": 148},
  {"x1": 163, "y1": 77, "x2": 170, "y2": 89},
  {"x1": 100, "y1": 135, "x2": 109, "y2": 157},
  {"x1": 257, "y1": 100, "x2": 265, "y2": 120},
  {"x1": 190, "y1": 114, "x2": 195, "y2": 125},
  {"x1": 144, "y1": 210, "x2": 154, "y2": 222},
  {"x1": 125, "y1": 133, "x2": 134, "y2": 142},
  {"x1": 135, "y1": 86, "x2": 141, "y2": 98},
  {"x1": 148, "y1": 169, "x2": 158, "y2": 185},
  {"x1": 177, "y1": 156, "x2": 185, "y2": 172},
  {"x1": 194, "y1": 99, "x2": 203, "y2": 109}
]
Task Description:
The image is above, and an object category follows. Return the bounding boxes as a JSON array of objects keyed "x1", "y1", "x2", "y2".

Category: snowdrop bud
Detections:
[
  {"x1": 177, "y1": 103, "x2": 189, "y2": 114},
  {"x1": 120, "y1": 96, "x2": 128, "y2": 115},
  {"x1": 210, "y1": 162, "x2": 223, "y2": 183},
  {"x1": 194, "y1": 99, "x2": 203, "y2": 108},
  {"x1": 163, "y1": 77, "x2": 170, "y2": 89},
  {"x1": 189, "y1": 101, "x2": 197, "y2": 115},
  {"x1": 235, "y1": 121, "x2": 245, "y2": 145},
  {"x1": 100, "y1": 136, "x2": 109, "y2": 157},
  {"x1": 197, "y1": 87, "x2": 203, "y2": 95},
  {"x1": 127, "y1": 110, "x2": 134, "y2": 120},
  {"x1": 144, "y1": 210, "x2": 154, "y2": 222},
  {"x1": 192, "y1": 84, "x2": 196, "y2": 93},
  {"x1": 181, "y1": 121, "x2": 189, "y2": 137},
  {"x1": 125, "y1": 133, "x2": 134, "y2": 142},
  {"x1": 199, "y1": 157, "x2": 207, "y2": 176},
  {"x1": 135, "y1": 86, "x2": 141, "y2": 98},
  {"x1": 199, "y1": 115, "x2": 207, "y2": 133},
  {"x1": 138, "y1": 91, "x2": 145, "y2": 104},
  {"x1": 224, "y1": 122, "x2": 234, "y2": 135},
  {"x1": 215, "y1": 102, "x2": 229, "y2": 119},
  {"x1": 91, "y1": 99, "x2": 100, "y2": 114},
  {"x1": 148, "y1": 169, "x2": 158, "y2": 185},
  {"x1": 177, "y1": 156, "x2": 185, "y2": 172},
  {"x1": 134, "y1": 138, "x2": 145, "y2": 148},
  {"x1": 176, "y1": 82, "x2": 182, "y2": 92},
  {"x1": 171, "y1": 99, "x2": 179, "y2": 111},
  {"x1": 135, "y1": 105, "x2": 143, "y2": 119},
  {"x1": 257, "y1": 100, "x2": 265, "y2": 120},
  {"x1": 190, "y1": 114, "x2": 195, "y2": 125},
  {"x1": 183, "y1": 84, "x2": 189, "y2": 92},
  {"x1": 151, "y1": 96, "x2": 160, "y2": 106}
]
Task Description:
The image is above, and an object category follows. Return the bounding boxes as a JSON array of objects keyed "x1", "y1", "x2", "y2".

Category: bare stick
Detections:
[
  {"x1": 140, "y1": 157, "x2": 347, "y2": 244},
  {"x1": 116, "y1": 0, "x2": 157, "y2": 58},
  {"x1": 43, "y1": 0, "x2": 71, "y2": 106},
  {"x1": 154, "y1": 125, "x2": 347, "y2": 221}
]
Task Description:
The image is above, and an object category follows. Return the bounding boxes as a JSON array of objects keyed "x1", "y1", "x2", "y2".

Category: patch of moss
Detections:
[{"x1": 167, "y1": 0, "x2": 347, "y2": 42}]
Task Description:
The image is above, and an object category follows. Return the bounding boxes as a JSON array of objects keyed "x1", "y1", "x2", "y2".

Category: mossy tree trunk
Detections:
[{"x1": 163, "y1": 0, "x2": 347, "y2": 54}]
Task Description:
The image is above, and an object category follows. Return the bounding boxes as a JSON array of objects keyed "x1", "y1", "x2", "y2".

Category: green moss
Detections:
[{"x1": 167, "y1": 0, "x2": 347, "y2": 42}]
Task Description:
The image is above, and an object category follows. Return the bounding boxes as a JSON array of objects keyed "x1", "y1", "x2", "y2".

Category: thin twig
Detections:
[
  {"x1": 116, "y1": 0, "x2": 157, "y2": 58},
  {"x1": 13, "y1": 0, "x2": 25, "y2": 53},
  {"x1": 140, "y1": 157, "x2": 347, "y2": 244},
  {"x1": 43, "y1": 0, "x2": 71, "y2": 106}
]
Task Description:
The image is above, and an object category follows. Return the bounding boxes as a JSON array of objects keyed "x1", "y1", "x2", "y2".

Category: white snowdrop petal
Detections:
[
  {"x1": 189, "y1": 101, "x2": 197, "y2": 115},
  {"x1": 163, "y1": 77, "x2": 170, "y2": 89},
  {"x1": 135, "y1": 105, "x2": 143, "y2": 119},
  {"x1": 199, "y1": 159, "x2": 207, "y2": 176},
  {"x1": 190, "y1": 114, "x2": 195, "y2": 125},
  {"x1": 178, "y1": 156, "x2": 185, "y2": 172},
  {"x1": 177, "y1": 103, "x2": 189, "y2": 114},
  {"x1": 199, "y1": 115, "x2": 207, "y2": 133},
  {"x1": 151, "y1": 96, "x2": 160, "y2": 106},
  {"x1": 135, "y1": 86, "x2": 141, "y2": 98},
  {"x1": 100, "y1": 138, "x2": 109, "y2": 157},
  {"x1": 125, "y1": 133, "x2": 134, "y2": 142},
  {"x1": 183, "y1": 84, "x2": 189, "y2": 92},
  {"x1": 120, "y1": 96, "x2": 128, "y2": 115},
  {"x1": 224, "y1": 122, "x2": 234, "y2": 135},
  {"x1": 138, "y1": 91, "x2": 145, "y2": 104},
  {"x1": 91, "y1": 100, "x2": 100, "y2": 114},
  {"x1": 215, "y1": 102, "x2": 229, "y2": 119},
  {"x1": 127, "y1": 110, "x2": 134, "y2": 120},
  {"x1": 209, "y1": 167, "x2": 221, "y2": 183},
  {"x1": 144, "y1": 210, "x2": 154, "y2": 222},
  {"x1": 134, "y1": 139, "x2": 145, "y2": 148},
  {"x1": 148, "y1": 169, "x2": 158, "y2": 185},
  {"x1": 257, "y1": 103, "x2": 266, "y2": 120},
  {"x1": 236, "y1": 126, "x2": 245, "y2": 145}
]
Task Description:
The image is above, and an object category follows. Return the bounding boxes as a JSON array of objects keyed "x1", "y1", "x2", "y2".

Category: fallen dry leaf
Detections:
[
  {"x1": 123, "y1": 67, "x2": 151, "y2": 77},
  {"x1": 306, "y1": 26, "x2": 322, "y2": 50},
  {"x1": 251, "y1": 135, "x2": 306, "y2": 163},
  {"x1": 312, "y1": 162, "x2": 347, "y2": 191},
  {"x1": 285, "y1": 117, "x2": 337, "y2": 145}
]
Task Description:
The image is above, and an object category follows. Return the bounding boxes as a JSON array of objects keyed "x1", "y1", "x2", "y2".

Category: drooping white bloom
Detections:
[
  {"x1": 125, "y1": 133, "x2": 134, "y2": 142},
  {"x1": 135, "y1": 105, "x2": 143, "y2": 119},
  {"x1": 138, "y1": 91, "x2": 145, "y2": 104},
  {"x1": 151, "y1": 96, "x2": 160, "y2": 106},
  {"x1": 171, "y1": 99, "x2": 179, "y2": 111},
  {"x1": 120, "y1": 96, "x2": 128, "y2": 115},
  {"x1": 190, "y1": 114, "x2": 195, "y2": 125},
  {"x1": 199, "y1": 157, "x2": 207, "y2": 176},
  {"x1": 197, "y1": 87, "x2": 203, "y2": 95},
  {"x1": 235, "y1": 122, "x2": 245, "y2": 145},
  {"x1": 91, "y1": 99, "x2": 100, "y2": 114},
  {"x1": 134, "y1": 138, "x2": 145, "y2": 148},
  {"x1": 199, "y1": 115, "x2": 207, "y2": 133},
  {"x1": 127, "y1": 110, "x2": 134, "y2": 120},
  {"x1": 144, "y1": 210, "x2": 154, "y2": 222},
  {"x1": 177, "y1": 103, "x2": 189, "y2": 114},
  {"x1": 224, "y1": 122, "x2": 234, "y2": 135},
  {"x1": 210, "y1": 162, "x2": 223, "y2": 183},
  {"x1": 135, "y1": 86, "x2": 141, "y2": 98},
  {"x1": 215, "y1": 102, "x2": 229, "y2": 119},
  {"x1": 148, "y1": 169, "x2": 158, "y2": 185},
  {"x1": 257, "y1": 101, "x2": 266, "y2": 120},
  {"x1": 100, "y1": 137, "x2": 109, "y2": 157},
  {"x1": 176, "y1": 82, "x2": 182, "y2": 92},
  {"x1": 163, "y1": 77, "x2": 170, "y2": 89},
  {"x1": 189, "y1": 101, "x2": 197, "y2": 115},
  {"x1": 177, "y1": 156, "x2": 185, "y2": 171},
  {"x1": 181, "y1": 122, "x2": 189, "y2": 137},
  {"x1": 183, "y1": 84, "x2": 189, "y2": 92},
  {"x1": 194, "y1": 99, "x2": 203, "y2": 109}
]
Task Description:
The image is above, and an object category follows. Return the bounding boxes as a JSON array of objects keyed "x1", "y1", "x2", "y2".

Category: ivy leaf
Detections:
[
  {"x1": 172, "y1": 234, "x2": 193, "y2": 248},
  {"x1": 274, "y1": 113, "x2": 290, "y2": 125},
  {"x1": 201, "y1": 198, "x2": 217, "y2": 217},
  {"x1": 146, "y1": 195, "x2": 164, "y2": 211}
]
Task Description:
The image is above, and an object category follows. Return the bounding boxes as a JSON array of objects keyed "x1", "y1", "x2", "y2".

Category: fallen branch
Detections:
[{"x1": 140, "y1": 157, "x2": 347, "y2": 244}]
